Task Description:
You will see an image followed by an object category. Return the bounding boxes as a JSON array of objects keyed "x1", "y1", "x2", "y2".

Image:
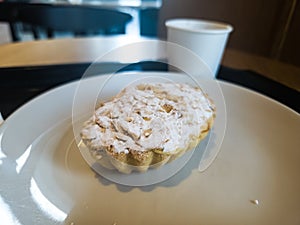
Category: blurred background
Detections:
[
  {"x1": 0, "y1": 0, "x2": 299, "y2": 68},
  {"x1": 158, "y1": 0, "x2": 300, "y2": 68}
]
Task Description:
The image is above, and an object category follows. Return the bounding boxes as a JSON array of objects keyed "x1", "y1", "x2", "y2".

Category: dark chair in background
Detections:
[
  {"x1": 17, "y1": 5, "x2": 133, "y2": 39},
  {"x1": 139, "y1": 8, "x2": 159, "y2": 37},
  {"x1": 0, "y1": 2, "x2": 27, "y2": 42}
]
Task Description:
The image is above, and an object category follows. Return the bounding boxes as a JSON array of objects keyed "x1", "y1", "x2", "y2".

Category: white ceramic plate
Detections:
[
  {"x1": 71, "y1": 71, "x2": 225, "y2": 186},
  {"x1": 0, "y1": 72, "x2": 299, "y2": 225}
]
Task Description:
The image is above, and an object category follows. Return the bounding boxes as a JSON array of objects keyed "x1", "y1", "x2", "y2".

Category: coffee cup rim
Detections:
[{"x1": 165, "y1": 18, "x2": 233, "y2": 34}]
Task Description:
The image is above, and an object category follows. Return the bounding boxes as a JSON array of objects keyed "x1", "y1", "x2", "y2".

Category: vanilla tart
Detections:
[{"x1": 80, "y1": 82, "x2": 215, "y2": 173}]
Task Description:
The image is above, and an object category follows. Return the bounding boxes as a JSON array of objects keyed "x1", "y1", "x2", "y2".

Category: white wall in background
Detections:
[{"x1": 0, "y1": 23, "x2": 11, "y2": 44}]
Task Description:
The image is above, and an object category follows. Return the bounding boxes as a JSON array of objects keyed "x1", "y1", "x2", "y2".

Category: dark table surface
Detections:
[{"x1": 0, "y1": 62, "x2": 299, "y2": 119}]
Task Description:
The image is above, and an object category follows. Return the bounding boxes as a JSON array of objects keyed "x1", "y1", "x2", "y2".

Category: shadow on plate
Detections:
[{"x1": 93, "y1": 132, "x2": 216, "y2": 192}]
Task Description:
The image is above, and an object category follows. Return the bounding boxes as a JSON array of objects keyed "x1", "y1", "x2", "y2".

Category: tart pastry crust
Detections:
[{"x1": 81, "y1": 83, "x2": 215, "y2": 173}]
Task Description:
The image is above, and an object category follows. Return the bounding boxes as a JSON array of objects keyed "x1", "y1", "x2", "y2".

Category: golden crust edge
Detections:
[{"x1": 81, "y1": 113, "x2": 215, "y2": 174}]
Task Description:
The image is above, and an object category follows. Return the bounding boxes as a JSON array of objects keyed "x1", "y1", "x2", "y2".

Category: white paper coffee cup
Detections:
[{"x1": 166, "y1": 18, "x2": 233, "y2": 77}]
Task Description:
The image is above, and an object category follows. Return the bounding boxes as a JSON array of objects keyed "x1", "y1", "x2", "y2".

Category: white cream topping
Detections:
[{"x1": 81, "y1": 83, "x2": 214, "y2": 154}]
